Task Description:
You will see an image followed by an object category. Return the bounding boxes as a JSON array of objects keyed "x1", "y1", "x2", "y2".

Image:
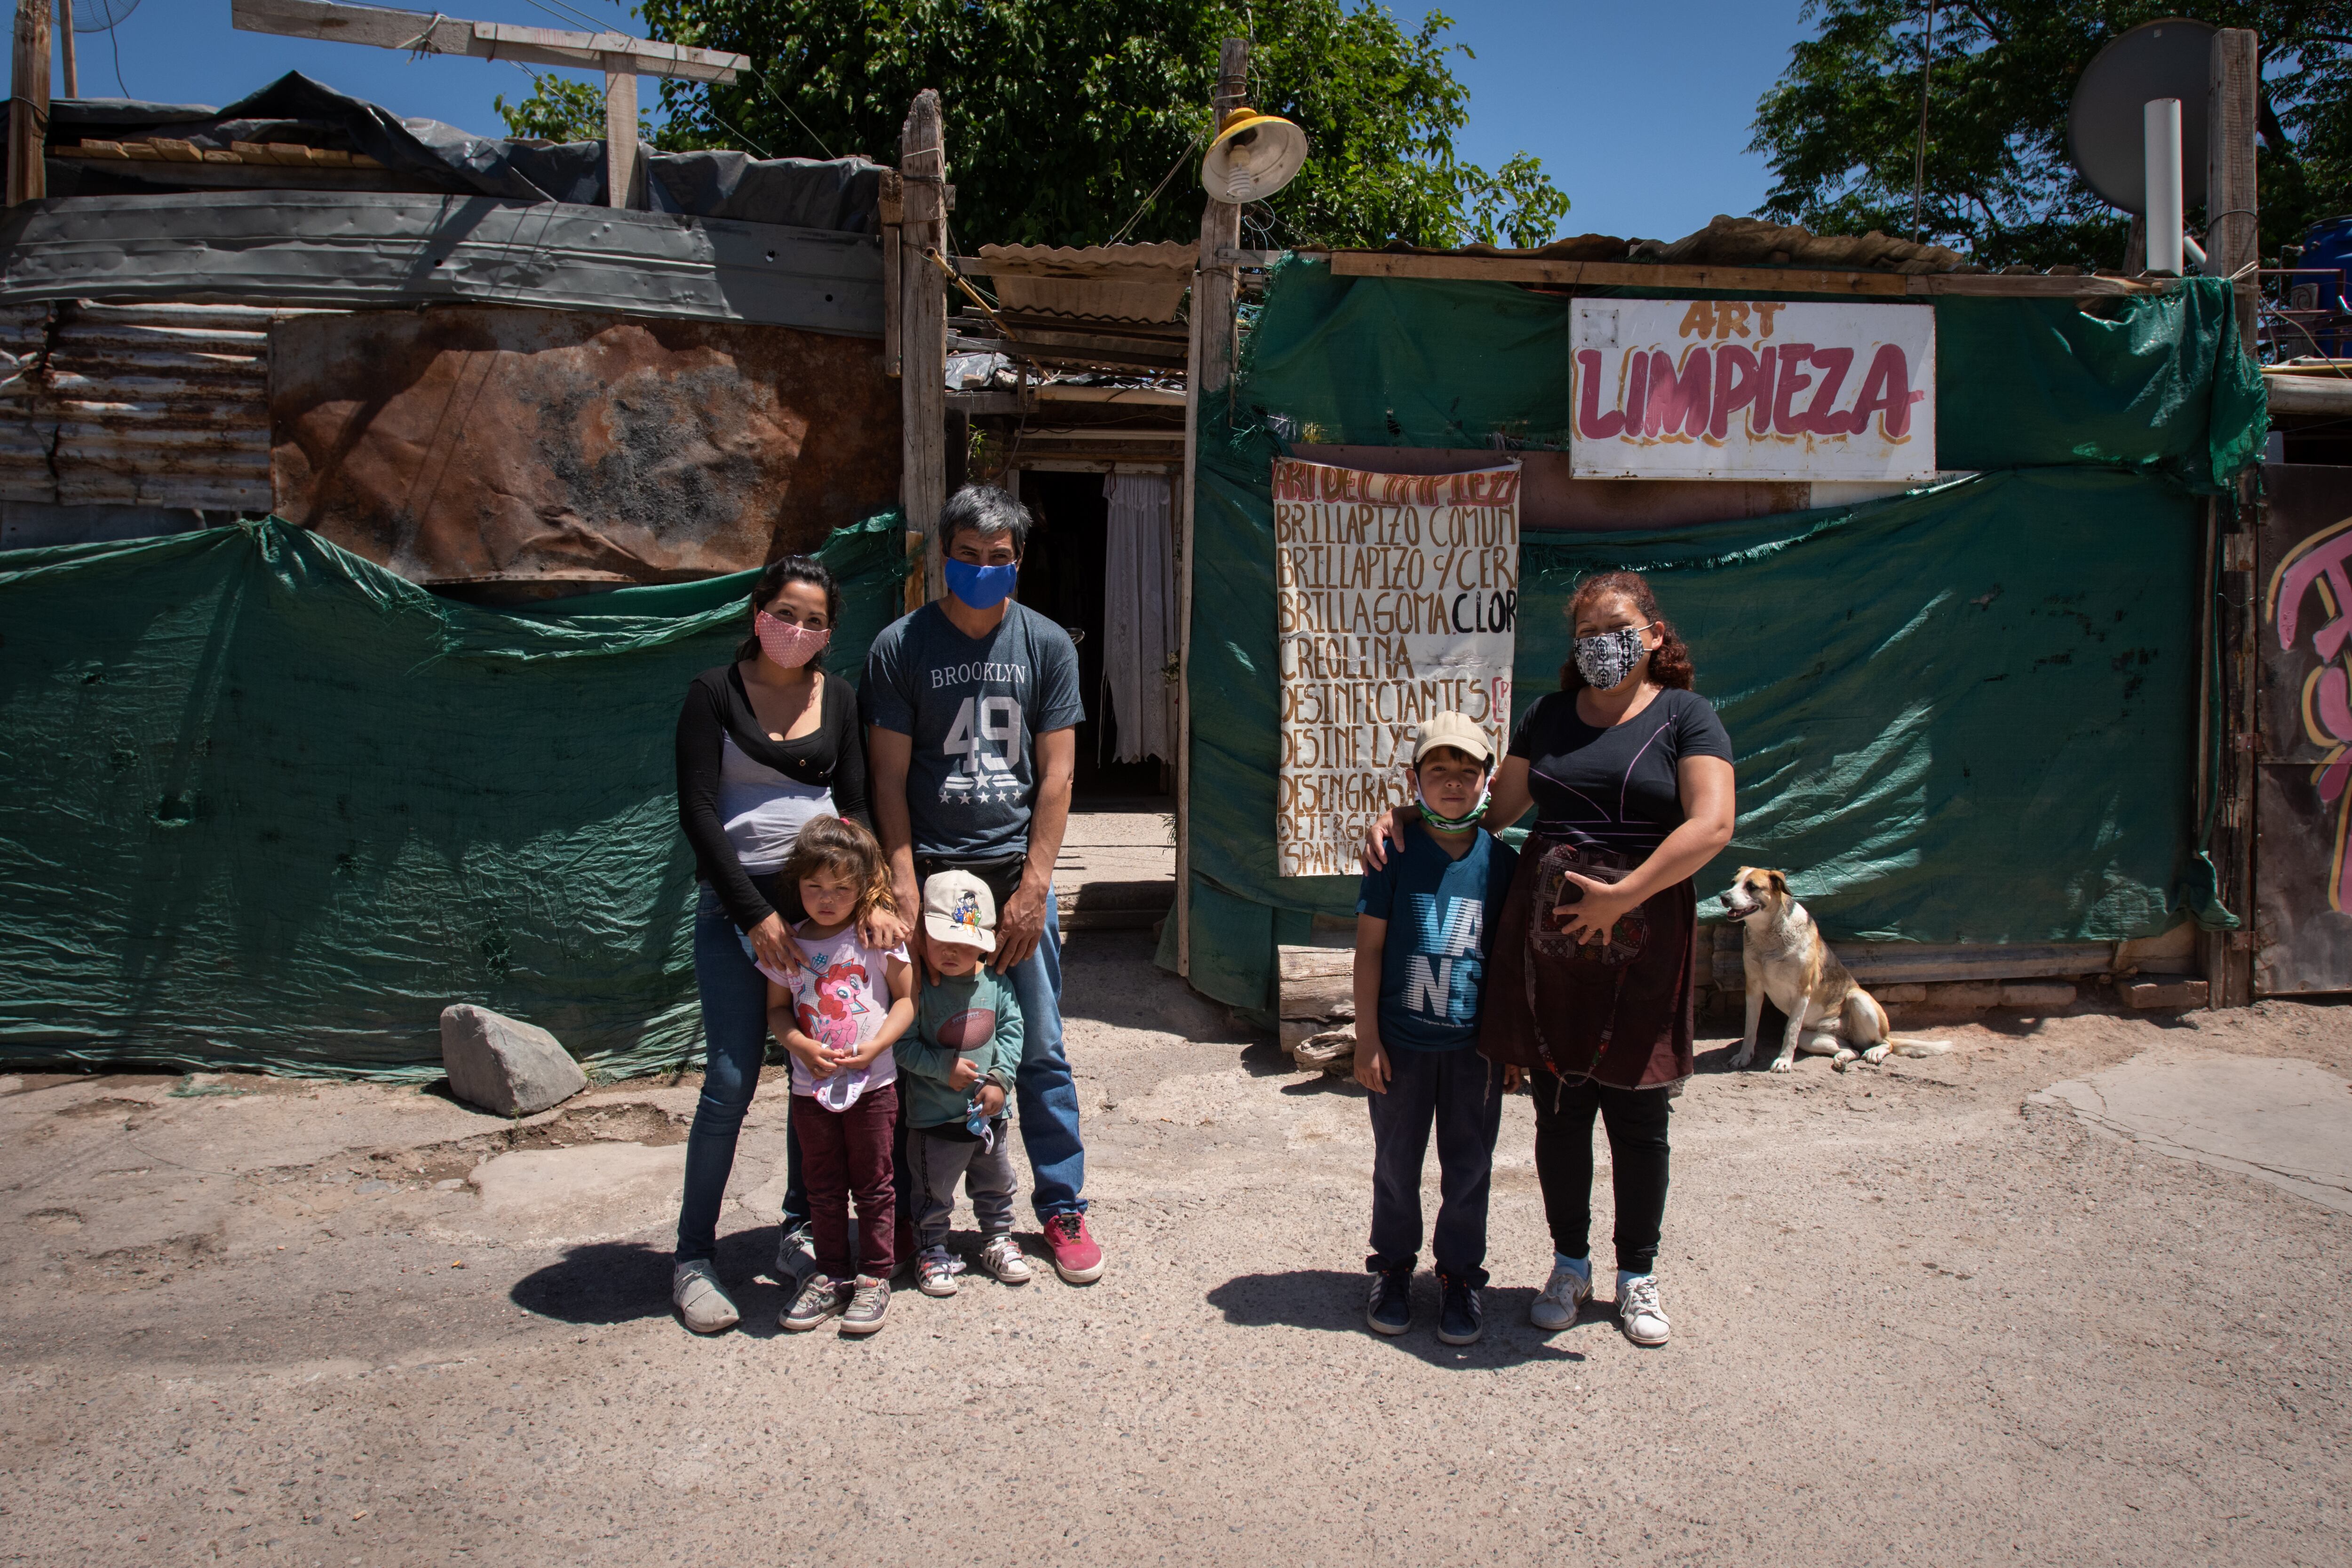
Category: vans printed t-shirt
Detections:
[
  {"x1": 1355, "y1": 825, "x2": 1518, "y2": 1051},
  {"x1": 862, "y1": 601, "x2": 1085, "y2": 860}
]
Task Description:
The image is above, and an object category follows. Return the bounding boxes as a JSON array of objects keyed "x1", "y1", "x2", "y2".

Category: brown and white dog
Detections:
[{"x1": 1717, "y1": 868, "x2": 1951, "y2": 1073}]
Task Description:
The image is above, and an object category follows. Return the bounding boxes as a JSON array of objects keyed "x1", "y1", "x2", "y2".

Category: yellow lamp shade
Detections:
[{"x1": 1201, "y1": 106, "x2": 1308, "y2": 202}]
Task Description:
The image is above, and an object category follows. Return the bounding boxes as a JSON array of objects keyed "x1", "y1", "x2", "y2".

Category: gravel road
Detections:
[{"x1": 2, "y1": 933, "x2": 2345, "y2": 1565}]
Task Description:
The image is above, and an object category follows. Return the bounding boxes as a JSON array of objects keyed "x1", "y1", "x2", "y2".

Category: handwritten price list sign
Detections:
[{"x1": 1272, "y1": 457, "x2": 1519, "y2": 877}]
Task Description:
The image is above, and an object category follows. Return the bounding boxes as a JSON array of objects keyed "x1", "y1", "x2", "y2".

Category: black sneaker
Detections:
[
  {"x1": 1366, "y1": 1267, "x2": 1413, "y2": 1336},
  {"x1": 1436, "y1": 1272, "x2": 1483, "y2": 1346}
]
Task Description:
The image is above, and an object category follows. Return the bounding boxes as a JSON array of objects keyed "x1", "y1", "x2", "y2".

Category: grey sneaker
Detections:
[
  {"x1": 1530, "y1": 1257, "x2": 1592, "y2": 1331},
  {"x1": 839, "y1": 1275, "x2": 891, "y2": 1336},
  {"x1": 915, "y1": 1245, "x2": 960, "y2": 1297},
  {"x1": 671, "y1": 1259, "x2": 740, "y2": 1335},
  {"x1": 773, "y1": 1222, "x2": 816, "y2": 1288},
  {"x1": 977, "y1": 1233, "x2": 1031, "y2": 1285},
  {"x1": 1618, "y1": 1274, "x2": 1670, "y2": 1346},
  {"x1": 780, "y1": 1272, "x2": 851, "y2": 1332}
]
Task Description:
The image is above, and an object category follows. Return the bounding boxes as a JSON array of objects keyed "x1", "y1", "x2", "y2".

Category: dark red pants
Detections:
[{"x1": 796, "y1": 1082, "x2": 898, "y2": 1281}]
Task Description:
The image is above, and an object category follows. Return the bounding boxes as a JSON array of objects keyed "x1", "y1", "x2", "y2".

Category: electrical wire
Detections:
[{"x1": 1110, "y1": 131, "x2": 1204, "y2": 245}]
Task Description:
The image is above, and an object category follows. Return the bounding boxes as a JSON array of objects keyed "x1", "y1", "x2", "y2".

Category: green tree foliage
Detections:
[
  {"x1": 1750, "y1": 1, "x2": 2352, "y2": 270},
  {"x1": 495, "y1": 0, "x2": 1571, "y2": 248}
]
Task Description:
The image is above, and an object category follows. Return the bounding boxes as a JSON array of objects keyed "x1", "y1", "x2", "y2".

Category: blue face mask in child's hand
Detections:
[{"x1": 965, "y1": 1098, "x2": 997, "y2": 1151}]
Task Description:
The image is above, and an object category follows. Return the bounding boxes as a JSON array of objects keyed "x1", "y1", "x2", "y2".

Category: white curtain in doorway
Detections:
[{"x1": 1101, "y1": 472, "x2": 1177, "y2": 764}]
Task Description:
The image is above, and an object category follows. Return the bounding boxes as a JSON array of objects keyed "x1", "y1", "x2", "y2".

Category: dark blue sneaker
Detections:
[
  {"x1": 1436, "y1": 1272, "x2": 1483, "y2": 1345},
  {"x1": 1366, "y1": 1267, "x2": 1412, "y2": 1336}
]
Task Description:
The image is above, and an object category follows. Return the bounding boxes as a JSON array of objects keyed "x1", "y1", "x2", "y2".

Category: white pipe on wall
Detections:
[{"x1": 2144, "y1": 97, "x2": 2184, "y2": 276}]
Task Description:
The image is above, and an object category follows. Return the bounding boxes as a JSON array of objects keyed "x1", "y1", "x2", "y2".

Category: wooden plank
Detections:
[
  {"x1": 2208, "y1": 29, "x2": 2260, "y2": 352},
  {"x1": 1277, "y1": 943, "x2": 1354, "y2": 1019},
  {"x1": 229, "y1": 0, "x2": 744, "y2": 82},
  {"x1": 1710, "y1": 940, "x2": 2115, "y2": 988},
  {"x1": 602, "y1": 56, "x2": 644, "y2": 209},
  {"x1": 9, "y1": 0, "x2": 51, "y2": 207},
  {"x1": 1330, "y1": 249, "x2": 2157, "y2": 299},
  {"x1": 2266, "y1": 375, "x2": 2352, "y2": 416},
  {"x1": 898, "y1": 90, "x2": 948, "y2": 600}
]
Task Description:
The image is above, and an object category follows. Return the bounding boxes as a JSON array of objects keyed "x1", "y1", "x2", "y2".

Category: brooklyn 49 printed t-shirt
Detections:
[
  {"x1": 863, "y1": 600, "x2": 1085, "y2": 860},
  {"x1": 1355, "y1": 824, "x2": 1518, "y2": 1051}
]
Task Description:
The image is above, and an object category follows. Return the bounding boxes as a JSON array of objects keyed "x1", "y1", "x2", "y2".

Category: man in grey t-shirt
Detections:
[{"x1": 866, "y1": 485, "x2": 1101, "y2": 1285}]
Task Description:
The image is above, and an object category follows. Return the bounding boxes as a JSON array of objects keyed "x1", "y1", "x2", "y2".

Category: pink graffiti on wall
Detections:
[{"x1": 2266, "y1": 513, "x2": 2352, "y2": 911}]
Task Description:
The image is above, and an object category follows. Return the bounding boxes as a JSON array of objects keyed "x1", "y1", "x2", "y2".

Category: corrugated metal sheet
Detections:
[
  {"x1": 49, "y1": 302, "x2": 280, "y2": 509},
  {"x1": 0, "y1": 303, "x2": 51, "y2": 502},
  {"x1": 0, "y1": 300, "x2": 302, "y2": 511},
  {"x1": 974, "y1": 243, "x2": 1194, "y2": 323},
  {"x1": 0, "y1": 192, "x2": 885, "y2": 336}
]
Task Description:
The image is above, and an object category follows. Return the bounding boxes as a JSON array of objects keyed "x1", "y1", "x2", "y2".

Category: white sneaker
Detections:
[
  {"x1": 671, "y1": 1259, "x2": 740, "y2": 1334},
  {"x1": 1617, "y1": 1273, "x2": 1669, "y2": 1346},
  {"x1": 977, "y1": 1233, "x2": 1032, "y2": 1284},
  {"x1": 773, "y1": 1222, "x2": 816, "y2": 1287},
  {"x1": 1530, "y1": 1257, "x2": 1593, "y2": 1331}
]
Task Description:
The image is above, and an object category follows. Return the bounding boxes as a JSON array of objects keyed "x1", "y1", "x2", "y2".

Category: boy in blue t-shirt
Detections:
[{"x1": 1353, "y1": 711, "x2": 1518, "y2": 1346}]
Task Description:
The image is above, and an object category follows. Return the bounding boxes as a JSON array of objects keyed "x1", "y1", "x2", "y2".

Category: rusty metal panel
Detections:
[
  {"x1": 48, "y1": 302, "x2": 279, "y2": 510},
  {"x1": 2254, "y1": 462, "x2": 2352, "y2": 994},
  {"x1": 974, "y1": 244, "x2": 1194, "y2": 323},
  {"x1": 270, "y1": 306, "x2": 900, "y2": 584},
  {"x1": 0, "y1": 302, "x2": 53, "y2": 502}
]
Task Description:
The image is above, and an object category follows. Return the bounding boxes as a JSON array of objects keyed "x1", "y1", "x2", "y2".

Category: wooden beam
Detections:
[
  {"x1": 899, "y1": 89, "x2": 948, "y2": 601},
  {"x1": 2265, "y1": 374, "x2": 2352, "y2": 417},
  {"x1": 1177, "y1": 35, "x2": 1248, "y2": 981},
  {"x1": 8, "y1": 0, "x2": 49, "y2": 208},
  {"x1": 230, "y1": 0, "x2": 746, "y2": 82},
  {"x1": 2208, "y1": 28, "x2": 2259, "y2": 351},
  {"x1": 601, "y1": 55, "x2": 643, "y2": 209},
  {"x1": 1328, "y1": 249, "x2": 2160, "y2": 299}
]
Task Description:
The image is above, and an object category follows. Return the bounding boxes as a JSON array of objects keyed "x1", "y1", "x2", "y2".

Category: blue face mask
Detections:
[{"x1": 944, "y1": 555, "x2": 1018, "y2": 610}]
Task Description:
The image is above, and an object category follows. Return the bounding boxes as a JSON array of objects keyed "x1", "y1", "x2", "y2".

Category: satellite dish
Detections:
[
  {"x1": 2067, "y1": 18, "x2": 2214, "y2": 214},
  {"x1": 73, "y1": 0, "x2": 138, "y2": 31},
  {"x1": 1201, "y1": 107, "x2": 1307, "y2": 203}
]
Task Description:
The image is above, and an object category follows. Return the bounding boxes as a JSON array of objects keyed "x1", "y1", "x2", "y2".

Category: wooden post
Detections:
[
  {"x1": 899, "y1": 89, "x2": 949, "y2": 600},
  {"x1": 602, "y1": 55, "x2": 644, "y2": 209},
  {"x1": 1174, "y1": 36, "x2": 1249, "y2": 980},
  {"x1": 8, "y1": 0, "x2": 50, "y2": 208},
  {"x1": 2206, "y1": 28, "x2": 2258, "y2": 345},
  {"x1": 2200, "y1": 27, "x2": 2260, "y2": 1008},
  {"x1": 54, "y1": 0, "x2": 70, "y2": 101},
  {"x1": 878, "y1": 170, "x2": 904, "y2": 378}
]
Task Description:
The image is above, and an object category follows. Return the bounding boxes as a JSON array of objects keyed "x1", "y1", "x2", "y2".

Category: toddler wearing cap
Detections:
[{"x1": 895, "y1": 870, "x2": 1030, "y2": 1295}]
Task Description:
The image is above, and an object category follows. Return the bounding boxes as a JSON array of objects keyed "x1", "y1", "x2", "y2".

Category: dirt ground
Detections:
[{"x1": 1, "y1": 934, "x2": 2346, "y2": 1566}]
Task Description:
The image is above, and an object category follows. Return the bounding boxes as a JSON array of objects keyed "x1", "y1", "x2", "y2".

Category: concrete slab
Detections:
[{"x1": 2031, "y1": 1047, "x2": 2352, "y2": 1213}]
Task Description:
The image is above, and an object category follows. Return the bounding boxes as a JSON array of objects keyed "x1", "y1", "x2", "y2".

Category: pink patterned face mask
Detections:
[{"x1": 754, "y1": 611, "x2": 830, "y2": 668}]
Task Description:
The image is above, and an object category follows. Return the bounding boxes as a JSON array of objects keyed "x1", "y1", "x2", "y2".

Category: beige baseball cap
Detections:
[
  {"x1": 1412, "y1": 711, "x2": 1493, "y2": 767},
  {"x1": 922, "y1": 869, "x2": 997, "y2": 952}
]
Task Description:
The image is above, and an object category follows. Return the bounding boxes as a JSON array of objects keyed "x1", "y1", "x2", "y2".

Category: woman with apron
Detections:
[{"x1": 1363, "y1": 569, "x2": 1733, "y2": 1345}]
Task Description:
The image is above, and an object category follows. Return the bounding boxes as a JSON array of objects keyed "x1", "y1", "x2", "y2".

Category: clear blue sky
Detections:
[{"x1": 78, "y1": 0, "x2": 1809, "y2": 242}]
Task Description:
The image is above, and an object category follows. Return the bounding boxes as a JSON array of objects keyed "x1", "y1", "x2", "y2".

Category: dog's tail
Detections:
[{"x1": 1883, "y1": 1036, "x2": 1953, "y2": 1057}]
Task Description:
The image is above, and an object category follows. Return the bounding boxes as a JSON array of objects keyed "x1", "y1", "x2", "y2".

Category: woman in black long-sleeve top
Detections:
[{"x1": 669, "y1": 555, "x2": 903, "y2": 1334}]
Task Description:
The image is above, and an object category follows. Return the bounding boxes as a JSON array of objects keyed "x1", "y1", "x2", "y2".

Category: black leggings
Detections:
[{"x1": 1530, "y1": 1070, "x2": 1672, "y2": 1274}]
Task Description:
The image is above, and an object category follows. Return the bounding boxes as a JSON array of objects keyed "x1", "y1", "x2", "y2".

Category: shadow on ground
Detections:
[
  {"x1": 1206, "y1": 1269, "x2": 1584, "y2": 1368},
  {"x1": 511, "y1": 1230, "x2": 784, "y2": 1333}
]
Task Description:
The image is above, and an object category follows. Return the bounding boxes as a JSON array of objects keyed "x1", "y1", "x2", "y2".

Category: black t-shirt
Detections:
[{"x1": 1508, "y1": 687, "x2": 1732, "y2": 858}]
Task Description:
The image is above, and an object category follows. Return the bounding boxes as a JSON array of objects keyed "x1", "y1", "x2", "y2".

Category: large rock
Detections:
[{"x1": 440, "y1": 1004, "x2": 586, "y2": 1116}]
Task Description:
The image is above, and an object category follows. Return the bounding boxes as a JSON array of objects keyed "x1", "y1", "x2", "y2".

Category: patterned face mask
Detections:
[
  {"x1": 1573, "y1": 623, "x2": 1651, "y2": 691},
  {"x1": 755, "y1": 611, "x2": 831, "y2": 668}
]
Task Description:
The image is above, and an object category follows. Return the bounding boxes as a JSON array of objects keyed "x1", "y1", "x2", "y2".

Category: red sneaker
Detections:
[{"x1": 1041, "y1": 1213, "x2": 1104, "y2": 1284}]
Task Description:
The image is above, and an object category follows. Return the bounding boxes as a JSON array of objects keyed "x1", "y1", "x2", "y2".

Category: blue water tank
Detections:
[{"x1": 2290, "y1": 215, "x2": 2352, "y2": 357}]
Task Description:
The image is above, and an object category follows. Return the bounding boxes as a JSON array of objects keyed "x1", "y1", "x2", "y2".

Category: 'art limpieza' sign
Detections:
[{"x1": 1570, "y1": 299, "x2": 1937, "y2": 482}]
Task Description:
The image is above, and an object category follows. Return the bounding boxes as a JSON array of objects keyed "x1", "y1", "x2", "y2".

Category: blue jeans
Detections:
[
  {"x1": 1006, "y1": 890, "x2": 1085, "y2": 1219},
  {"x1": 1366, "y1": 1045, "x2": 1503, "y2": 1285},
  {"x1": 675, "y1": 878, "x2": 806, "y2": 1265}
]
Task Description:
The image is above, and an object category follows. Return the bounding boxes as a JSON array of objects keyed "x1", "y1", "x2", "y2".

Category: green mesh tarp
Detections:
[
  {"x1": 1162, "y1": 259, "x2": 2262, "y2": 1013},
  {"x1": 0, "y1": 512, "x2": 908, "y2": 1078},
  {"x1": 1241, "y1": 264, "x2": 2266, "y2": 493}
]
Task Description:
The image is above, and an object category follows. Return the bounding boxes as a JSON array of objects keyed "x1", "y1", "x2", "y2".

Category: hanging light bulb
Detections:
[{"x1": 1201, "y1": 106, "x2": 1309, "y2": 203}]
